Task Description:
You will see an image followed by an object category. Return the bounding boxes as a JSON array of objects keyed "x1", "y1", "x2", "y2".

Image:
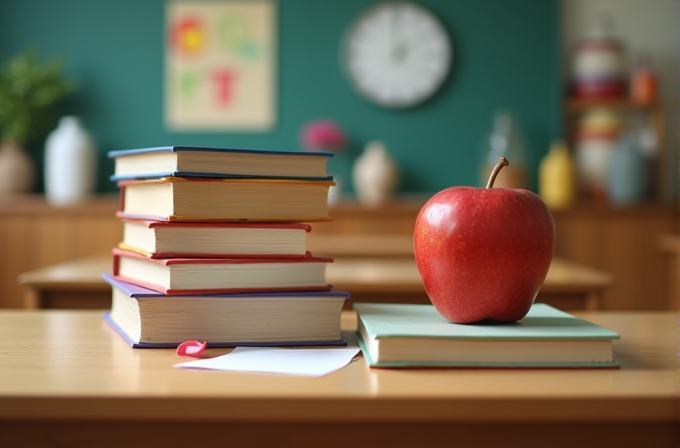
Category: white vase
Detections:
[
  {"x1": 44, "y1": 116, "x2": 97, "y2": 205},
  {"x1": 352, "y1": 140, "x2": 398, "y2": 207}
]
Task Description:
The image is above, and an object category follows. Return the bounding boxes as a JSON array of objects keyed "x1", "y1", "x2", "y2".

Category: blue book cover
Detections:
[
  {"x1": 354, "y1": 303, "x2": 620, "y2": 369},
  {"x1": 102, "y1": 273, "x2": 349, "y2": 349},
  {"x1": 108, "y1": 146, "x2": 335, "y2": 182}
]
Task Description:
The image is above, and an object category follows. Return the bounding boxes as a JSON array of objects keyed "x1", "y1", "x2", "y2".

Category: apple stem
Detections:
[{"x1": 486, "y1": 157, "x2": 509, "y2": 189}]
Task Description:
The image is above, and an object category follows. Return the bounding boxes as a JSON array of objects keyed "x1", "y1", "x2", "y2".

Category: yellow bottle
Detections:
[{"x1": 539, "y1": 140, "x2": 576, "y2": 209}]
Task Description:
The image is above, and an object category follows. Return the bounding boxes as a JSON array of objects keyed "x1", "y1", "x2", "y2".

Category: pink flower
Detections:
[{"x1": 301, "y1": 119, "x2": 346, "y2": 152}]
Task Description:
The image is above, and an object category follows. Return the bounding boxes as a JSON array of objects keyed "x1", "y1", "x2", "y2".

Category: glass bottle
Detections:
[{"x1": 480, "y1": 111, "x2": 528, "y2": 189}]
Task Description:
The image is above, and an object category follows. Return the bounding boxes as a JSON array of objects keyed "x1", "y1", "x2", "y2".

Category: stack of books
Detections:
[{"x1": 103, "y1": 146, "x2": 350, "y2": 348}]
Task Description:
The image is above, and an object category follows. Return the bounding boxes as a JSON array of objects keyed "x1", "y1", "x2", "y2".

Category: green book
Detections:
[{"x1": 354, "y1": 303, "x2": 620, "y2": 368}]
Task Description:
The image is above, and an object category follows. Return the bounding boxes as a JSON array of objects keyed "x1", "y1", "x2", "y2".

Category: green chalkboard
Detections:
[{"x1": 0, "y1": 0, "x2": 560, "y2": 194}]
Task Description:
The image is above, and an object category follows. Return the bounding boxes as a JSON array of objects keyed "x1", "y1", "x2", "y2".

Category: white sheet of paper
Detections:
[{"x1": 174, "y1": 346, "x2": 361, "y2": 377}]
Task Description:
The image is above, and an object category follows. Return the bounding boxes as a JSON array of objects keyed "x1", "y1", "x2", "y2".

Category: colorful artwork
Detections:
[{"x1": 166, "y1": 1, "x2": 276, "y2": 131}]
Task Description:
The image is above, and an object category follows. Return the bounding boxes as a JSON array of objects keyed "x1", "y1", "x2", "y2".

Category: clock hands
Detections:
[
  {"x1": 389, "y1": 9, "x2": 439, "y2": 64},
  {"x1": 393, "y1": 36, "x2": 440, "y2": 64},
  {"x1": 389, "y1": 8, "x2": 406, "y2": 62}
]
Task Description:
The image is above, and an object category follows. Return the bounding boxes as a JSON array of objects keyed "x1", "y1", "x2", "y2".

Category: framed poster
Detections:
[{"x1": 165, "y1": 0, "x2": 276, "y2": 131}]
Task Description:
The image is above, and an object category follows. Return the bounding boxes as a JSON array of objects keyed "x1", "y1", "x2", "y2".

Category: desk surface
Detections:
[
  {"x1": 1, "y1": 309, "x2": 677, "y2": 448},
  {"x1": 0, "y1": 309, "x2": 676, "y2": 423}
]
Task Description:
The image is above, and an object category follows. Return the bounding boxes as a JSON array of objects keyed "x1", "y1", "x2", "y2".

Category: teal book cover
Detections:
[
  {"x1": 108, "y1": 146, "x2": 334, "y2": 182},
  {"x1": 354, "y1": 303, "x2": 620, "y2": 369}
]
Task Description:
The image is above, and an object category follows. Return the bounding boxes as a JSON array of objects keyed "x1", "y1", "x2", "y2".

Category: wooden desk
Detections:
[
  {"x1": 19, "y1": 255, "x2": 613, "y2": 311},
  {"x1": 0, "y1": 310, "x2": 677, "y2": 448},
  {"x1": 19, "y1": 255, "x2": 113, "y2": 310}
]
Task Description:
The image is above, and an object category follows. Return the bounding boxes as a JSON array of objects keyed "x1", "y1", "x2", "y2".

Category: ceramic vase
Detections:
[
  {"x1": 0, "y1": 139, "x2": 35, "y2": 193},
  {"x1": 352, "y1": 140, "x2": 398, "y2": 207},
  {"x1": 44, "y1": 116, "x2": 97, "y2": 205}
]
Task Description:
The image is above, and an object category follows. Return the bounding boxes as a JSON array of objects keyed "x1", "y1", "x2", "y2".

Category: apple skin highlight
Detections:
[{"x1": 413, "y1": 158, "x2": 556, "y2": 324}]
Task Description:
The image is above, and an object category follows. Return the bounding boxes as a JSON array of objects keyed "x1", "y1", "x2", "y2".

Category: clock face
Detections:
[{"x1": 343, "y1": 1, "x2": 452, "y2": 109}]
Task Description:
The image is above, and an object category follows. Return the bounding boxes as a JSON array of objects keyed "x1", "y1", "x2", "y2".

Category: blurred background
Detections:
[{"x1": 0, "y1": 0, "x2": 678, "y2": 313}]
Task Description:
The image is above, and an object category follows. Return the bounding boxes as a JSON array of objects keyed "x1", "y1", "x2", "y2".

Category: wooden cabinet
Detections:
[
  {"x1": 0, "y1": 195, "x2": 676, "y2": 310},
  {"x1": 0, "y1": 195, "x2": 121, "y2": 309},
  {"x1": 658, "y1": 233, "x2": 680, "y2": 310},
  {"x1": 551, "y1": 202, "x2": 677, "y2": 310}
]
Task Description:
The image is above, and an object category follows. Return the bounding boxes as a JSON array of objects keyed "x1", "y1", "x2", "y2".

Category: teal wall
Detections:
[{"x1": 0, "y1": 0, "x2": 560, "y2": 194}]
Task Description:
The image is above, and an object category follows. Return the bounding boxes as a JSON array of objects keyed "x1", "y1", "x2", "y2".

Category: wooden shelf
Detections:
[
  {"x1": 564, "y1": 96, "x2": 667, "y2": 202},
  {"x1": 566, "y1": 98, "x2": 662, "y2": 113},
  {"x1": 0, "y1": 194, "x2": 119, "y2": 215},
  {"x1": 549, "y1": 200, "x2": 677, "y2": 219}
]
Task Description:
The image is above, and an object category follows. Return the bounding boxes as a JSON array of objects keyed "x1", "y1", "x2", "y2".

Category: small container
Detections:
[
  {"x1": 606, "y1": 135, "x2": 649, "y2": 205},
  {"x1": 571, "y1": 15, "x2": 627, "y2": 100},
  {"x1": 539, "y1": 140, "x2": 576, "y2": 209},
  {"x1": 630, "y1": 55, "x2": 658, "y2": 105}
]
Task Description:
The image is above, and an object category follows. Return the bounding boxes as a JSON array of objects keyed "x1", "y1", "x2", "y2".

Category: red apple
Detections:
[{"x1": 413, "y1": 157, "x2": 555, "y2": 324}]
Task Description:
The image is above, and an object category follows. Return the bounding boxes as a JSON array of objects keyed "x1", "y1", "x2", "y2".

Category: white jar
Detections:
[{"x1": 44, "y1": 116, "x2": 97, "y2": 205}]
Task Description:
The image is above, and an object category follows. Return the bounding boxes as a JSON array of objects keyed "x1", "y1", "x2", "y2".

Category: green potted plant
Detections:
[{"x1": 0, "y1": 50, "x2": 75, "y2": 193}]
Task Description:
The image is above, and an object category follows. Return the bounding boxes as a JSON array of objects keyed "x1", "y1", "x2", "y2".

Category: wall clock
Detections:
[{"x1": 342, "y1": 1, "x2": 452, "y2": 109}]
